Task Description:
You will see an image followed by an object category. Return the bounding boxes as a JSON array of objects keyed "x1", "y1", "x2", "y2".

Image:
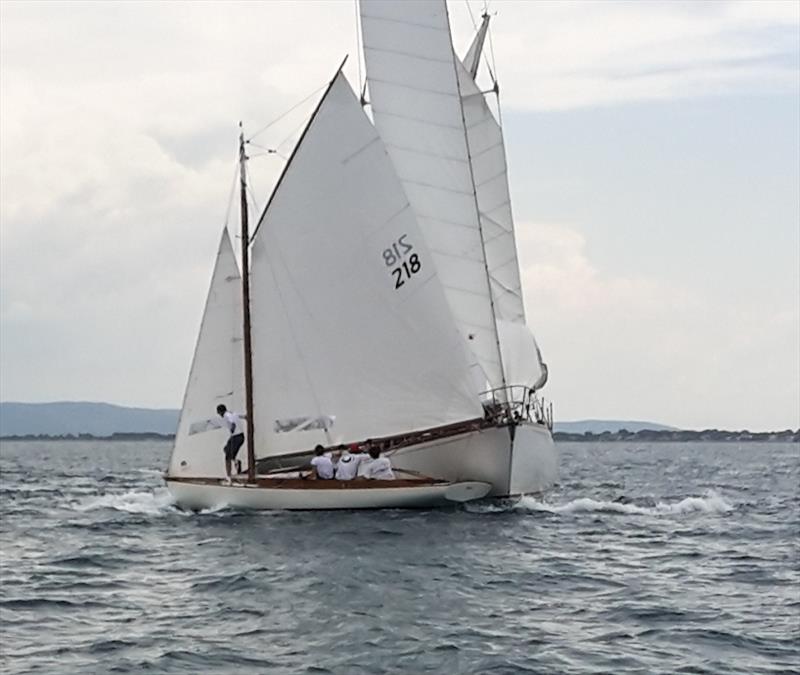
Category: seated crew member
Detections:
[
  {"x1": 334, "y1": 445, "x2": 364, "y2": 480},
  {"x1": 363, "y1": 446, "x2": 395, "y2": 480},
  {"x1": 216, "y1": 404, "x2": 246, "y2": 481},
  {"x1": 309, "y1": 444, "x2": 334, "y2": 480}
]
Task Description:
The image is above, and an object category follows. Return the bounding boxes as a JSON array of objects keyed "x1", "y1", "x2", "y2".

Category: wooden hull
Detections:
[{"x1": 166, "y1": 478, "x2": 492, "y2": 511}]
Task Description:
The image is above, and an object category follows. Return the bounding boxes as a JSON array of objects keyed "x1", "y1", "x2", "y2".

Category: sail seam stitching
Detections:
[
  {"x1": 373, "y1": 108, "x2": 461, "y2": 130},
  {"x1": 362, "y1": 44, "x2": 451, "y2": 65},
  {"x1": 368, "y1": 77, "x2": 459, "y2": 99},
  {"x1": 360, "y1": 13, "x2": 450, "y2": 32}
]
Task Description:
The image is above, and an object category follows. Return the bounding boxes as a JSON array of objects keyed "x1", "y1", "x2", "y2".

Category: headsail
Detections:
[
  {"x1": 456, "y1": 59, "x2": 526, "y2": 325},
  {"x1": 458, "y1": 19, "x2": 549, "y2": 385},
  {"x1": 359, "y1": 0, "x2": 504, "y2": 391},
  {"x1": 463, "y1": 12, "x2": 490, "y2": 79},
  {"x1": 168, "y1": 229, "x2": 244, "y2": 478},
  {"x1": 249, "y1": 71, "x2": 483, "y2": 459}
]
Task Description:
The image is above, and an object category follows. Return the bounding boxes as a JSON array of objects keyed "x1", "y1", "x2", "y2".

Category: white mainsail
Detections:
[
  {"x1": 359, "y1": 0, "x2": 504, "y2": 391},
  {"x1": 168, "y1": 229, "x2": 244, "y2": 478},
  {"x1": 249, "y1": 72, "x2": 483, "y2": 460}
]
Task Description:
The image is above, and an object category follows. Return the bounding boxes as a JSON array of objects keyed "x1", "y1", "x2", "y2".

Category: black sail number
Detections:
[{"x1": 382, "y1": 235, "x2": 422, "y2": 290}]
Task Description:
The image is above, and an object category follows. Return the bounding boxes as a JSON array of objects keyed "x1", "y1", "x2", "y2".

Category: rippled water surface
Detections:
[{"x1": 1, "y1": 440, "x2": 798, "y2": 674}]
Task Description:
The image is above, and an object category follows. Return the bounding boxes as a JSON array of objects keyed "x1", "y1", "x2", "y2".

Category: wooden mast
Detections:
[{"x1": 239, "y1": 124, "x2": 256, "y2": 482}]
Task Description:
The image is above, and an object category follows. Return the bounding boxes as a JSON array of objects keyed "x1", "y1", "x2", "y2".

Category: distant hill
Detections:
[
  {"x1": 0, "y1": 402, "x2": 677, "y2": 438},
  {"x1": 0, "y1": 402, "x2": 179, "y2": 437},
  {"x1": 553, "y1": 419, "x2": 676, "y2": 433}
]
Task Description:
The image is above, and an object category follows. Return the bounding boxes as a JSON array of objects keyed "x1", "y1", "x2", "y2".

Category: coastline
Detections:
[{"x1": 1, "y1": 430, "x2": 797, "y2": 443}]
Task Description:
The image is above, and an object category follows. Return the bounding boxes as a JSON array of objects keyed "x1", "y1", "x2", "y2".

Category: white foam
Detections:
[
  {"x1": 135, "y1": 468, "x2": 166, "y2": 478},
  {"x1": 72, "y1": 488, "x2": 181, "y2": 515},
  {"x1": 516, "y1": 490, "x2": 734, "y2": 517}
]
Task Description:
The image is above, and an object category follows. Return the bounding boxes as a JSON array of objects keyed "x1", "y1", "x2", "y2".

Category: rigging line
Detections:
[
  {"x1": 222, "y1": 157, "x2": 240, "y2": 229},
  {"x1": 246, "y1": 182, "x2": 260, "y2": 226},
  {"x1": 247, "y1": 140, "x2": 288, "y2": 160},
  {"x1": 354, "y1": 0, "x2": 363, "y2": 96},
  {"x1": 484, "y1": 0, "x2": 502, "y2": 126},
  {"x1": 275, "y1": 115, "x2": 314, "y2": 154},
  {"x1": 247, "y1": 82, "x2": 329, "y2": 143},
  {"x1": 465, "y1": 0, "x2": 478, "y2": 30}
]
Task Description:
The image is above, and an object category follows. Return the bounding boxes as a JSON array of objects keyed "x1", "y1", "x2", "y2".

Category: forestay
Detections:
[
  {"x1": 359, "y1": 0, "x2": 504, "y2": 391},
  {"x1": 249, "y1": 72, "x2": 482, "y2": 460},
  {"x1": 168, "y1": 229, "x2": 245, "y2": 478}
]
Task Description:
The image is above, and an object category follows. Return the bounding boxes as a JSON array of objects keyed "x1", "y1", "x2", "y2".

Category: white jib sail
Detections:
[
  {"x1": 359, "y1": 0, "x2": 504, "y2": 392},
  {"x1": 168, "y1": 228, "x2": 245, "y2": 478},
  {"x1": 249, "y1": 72, "x2": 483, "y2": 460},
  {"x1": 458, "y1": 26, "x2": 549, "y2": 385},
  {"x1": 456, "y1": 59, "x2": 525, "y2": 326},
  {"x1": 463, "y1": 12, "x2": 490, "y2": 79}
]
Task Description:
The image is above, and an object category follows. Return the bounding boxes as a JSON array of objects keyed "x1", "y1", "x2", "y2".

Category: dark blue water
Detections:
[{"x1": 1, "y1": 440, "x2": 798, "y2": 674}]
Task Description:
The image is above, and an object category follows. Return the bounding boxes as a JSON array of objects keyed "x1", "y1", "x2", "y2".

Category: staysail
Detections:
[
  {"x1": 463, "y1": 12, "x2": 490, "y2": 79},
  {"x1": 458, "y1": 19, "x2": 548, "y2": 386},
  {"x1": 249, "y1": 71, "x2": 483, "y2": 459},
  {"x1": 168, "y1": 229, "x2": 245, "y2": 478},
  {"x1": 359, "y1": 0, "x2": 504, "y2": 392},
  {"x1": 456, "y1": 59, "x2": 526, "y2": 326}
]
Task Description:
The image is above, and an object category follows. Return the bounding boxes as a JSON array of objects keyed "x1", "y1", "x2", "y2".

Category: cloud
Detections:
[
  {"x1": 455, "y1": 0, "x2": 800, "y2": 110},
  {"x1": 0, "y1": 1, "x2": 797, "y2": 429},
  {"x1": 517, "y1": 221, "x2": 800, "y2": 430}
]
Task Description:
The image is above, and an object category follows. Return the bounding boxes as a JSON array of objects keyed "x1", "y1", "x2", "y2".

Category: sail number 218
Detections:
[{"x1": 382, "y1": 234, "x2": 422, "y2": 290}]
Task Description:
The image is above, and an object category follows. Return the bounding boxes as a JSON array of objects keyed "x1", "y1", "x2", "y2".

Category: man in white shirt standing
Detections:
[
  {"x1": 309, "y1": 444, "x2": 334, "y2": 480},
  {"x1": 216, "y1": 404, "x2": 246, "y2": 482}
]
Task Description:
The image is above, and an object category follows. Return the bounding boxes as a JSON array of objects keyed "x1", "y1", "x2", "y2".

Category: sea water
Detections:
[{"x1": 0, "y1": 440, "x2": 797, "y2": 674}]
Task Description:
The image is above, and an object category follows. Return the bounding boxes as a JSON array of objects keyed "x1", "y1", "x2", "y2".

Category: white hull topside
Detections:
[
  {"x1": 166, "y1": 479, "x2": 492, "y2": 511},
  {"x1": 166, "y1": 422, "x2": 557, "y2": 511},
  {"x1": 393, "y1": 421, "x2": 558, "y2": 497}
]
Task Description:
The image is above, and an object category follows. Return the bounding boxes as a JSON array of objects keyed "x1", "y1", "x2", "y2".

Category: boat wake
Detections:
[
  {"x1": 72, "y1": 488, "x2": 183, "y2": 516},
  {"x1": 517, "y1": 490, "x2": 733, "y2": 516},
  {"x1": 467, "y1": 490, "x2": 733, "y2": 516}
]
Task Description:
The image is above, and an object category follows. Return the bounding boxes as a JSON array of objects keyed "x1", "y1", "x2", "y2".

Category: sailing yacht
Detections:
[{"x1": 165, "y1": 0, "x2": 558, "y2": 510}]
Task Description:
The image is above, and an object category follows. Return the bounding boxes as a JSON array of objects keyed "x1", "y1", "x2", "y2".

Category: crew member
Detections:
[
  {"x1": 216, "y1": 404, "x2": 246, "y2": 481},
  {"x1": 309, "y1": 444, "x2": 334, "y2": 480}
]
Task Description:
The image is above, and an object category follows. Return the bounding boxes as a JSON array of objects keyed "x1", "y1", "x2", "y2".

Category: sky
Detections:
[{"x1": 1, "y1": 0, "x2": 798, "y2": 431}]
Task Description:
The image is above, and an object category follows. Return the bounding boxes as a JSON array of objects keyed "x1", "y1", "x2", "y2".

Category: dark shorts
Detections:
[{"x1": 224, "y1": 433, "x2": 245, "y2": 461}]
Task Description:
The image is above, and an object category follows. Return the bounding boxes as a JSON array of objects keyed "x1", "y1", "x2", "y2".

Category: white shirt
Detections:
[
  {"x1": 310, "y1": 455, "x2": 334, "y2": 479},
  {"x1": 364, "y1": 456, "x2": 395, "y2": 480},
  {"x1": 334, "y1": 452, "x2": 364, "y2": 480},
  {"x1": 223, "y1": 411, "x2": 244, "y2": 435}
]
